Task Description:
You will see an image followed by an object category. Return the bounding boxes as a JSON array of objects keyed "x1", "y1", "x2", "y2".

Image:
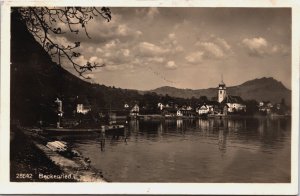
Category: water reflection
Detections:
[
  {"x1": 218, "y1": 129, "x2": 228, "y2": 154},
  {"x1": 125, "y1": 117, "x2": 290, "y2": 151},
  {"x1": 176, "y1": 119, "x2": 183, "y2": 129},
  {"x1": 129, "y1": 120, "x2": 139, "y2": 132},
  {"x1": 100, "y1": 131, "x2": 105, "y2": 151},
  {"x1": 62, "y1": 117, "x2": 290, "y2": 182}
]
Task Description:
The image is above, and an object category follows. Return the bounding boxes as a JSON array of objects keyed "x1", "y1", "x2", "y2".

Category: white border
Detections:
[{"x1": 0, "y1": 0, "x2": 299, "y2": 194}]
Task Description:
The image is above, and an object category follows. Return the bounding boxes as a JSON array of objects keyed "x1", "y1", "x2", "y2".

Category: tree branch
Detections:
[{"x1": 16, "y1": 7, "x2": 111, "y2": 78}]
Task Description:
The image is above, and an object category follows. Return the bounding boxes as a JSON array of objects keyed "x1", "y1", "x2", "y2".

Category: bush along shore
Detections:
[{"x1": 10, "y1": 126, "x2": 106, "y2": 182}]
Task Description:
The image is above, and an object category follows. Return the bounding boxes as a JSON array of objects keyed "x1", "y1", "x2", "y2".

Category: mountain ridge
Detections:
[{"x1": 148, "y1": 77, "x2": 291, "y2": 105}]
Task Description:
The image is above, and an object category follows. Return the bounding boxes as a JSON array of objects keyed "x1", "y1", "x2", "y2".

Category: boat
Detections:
[{"x1": 44, "y1": 125, "x2": 125, "y2": 134}]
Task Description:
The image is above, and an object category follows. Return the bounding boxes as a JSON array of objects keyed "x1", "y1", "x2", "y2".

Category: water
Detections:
[{"x1": 55, "y1": 117, "x2": 291, "y2": 182}]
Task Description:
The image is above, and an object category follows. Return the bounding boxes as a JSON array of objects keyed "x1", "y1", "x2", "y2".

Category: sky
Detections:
[{"x1": 58, "y1": 7, "x2": 291, "y2": 90}]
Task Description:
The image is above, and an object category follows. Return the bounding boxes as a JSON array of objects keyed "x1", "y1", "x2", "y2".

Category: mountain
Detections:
[{"x1": 150, "y1": 77, "x2": 291, "y2": 105}]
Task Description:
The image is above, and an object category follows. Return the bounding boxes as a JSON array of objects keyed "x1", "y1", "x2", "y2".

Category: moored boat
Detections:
[{"x1": 44, "y1": 125, "x2": 125, "y2": 134}]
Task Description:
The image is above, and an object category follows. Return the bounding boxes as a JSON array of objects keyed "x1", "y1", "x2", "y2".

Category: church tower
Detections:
[{"x1": 218, "y1": 76, "x2": 227, "y2": 103}]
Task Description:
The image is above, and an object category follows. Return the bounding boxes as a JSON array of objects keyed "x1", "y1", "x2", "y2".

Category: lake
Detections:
[{"x1": 56, "y1": 117, "x2": 291, "y2": 182}]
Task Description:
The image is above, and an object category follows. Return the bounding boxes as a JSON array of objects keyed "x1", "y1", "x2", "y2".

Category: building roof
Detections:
[{"x1": 222, "y1": 95, "x2": 244, "y2": 104}]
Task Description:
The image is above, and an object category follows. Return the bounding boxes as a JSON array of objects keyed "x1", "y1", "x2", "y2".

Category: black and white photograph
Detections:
[{"x1": 1, "y1": 0, "x2": 299, "y2": 194}]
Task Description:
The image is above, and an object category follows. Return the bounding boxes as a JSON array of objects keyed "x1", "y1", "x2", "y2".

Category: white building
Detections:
[
  {"x1": 226, "y1": 103, "x2": 246, "y2": 112},
  {"x1": 176, "y1": 110, "x2": 183, "y2": 117},
  {"x1": 218, "y1": 80, "x2": 227, "y2": 103},
  {"x1": 76, "y1": 104, "x2": 91, "y2": 114},
  {"x1": 158, "y1": 103, "x2": 164, "y2": 110},
  {"x1": 197, "y1": 104, "x2": 214, "y2": 115},
  {"x1": 130, "y1": 104, "x2": 140, "y2": 116},
  {"x1": 258, "y1": 101, "x2": 273, "y2": 113},
  {"x1": 55, "y1": 98, "x2": 63, "y2": 113}
]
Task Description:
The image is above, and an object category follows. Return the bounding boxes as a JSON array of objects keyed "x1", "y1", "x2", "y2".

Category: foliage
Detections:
[
  {"x1": 244, "y1": 99, "x2": 259, "y2": 115},
  {"x1": 14, "y1": 7, "x2": 111, "y2": 78}
]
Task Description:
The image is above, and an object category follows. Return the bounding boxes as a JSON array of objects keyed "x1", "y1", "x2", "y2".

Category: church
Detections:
[
  {"x1": 217, "y1": 79, "x2": 246, "y2": 114},
  {"x1": 196, "y1": 79, "x2": 247, "y2": 116}
]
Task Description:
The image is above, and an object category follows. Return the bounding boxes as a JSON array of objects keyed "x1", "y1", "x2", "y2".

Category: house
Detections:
[
  {"x1": 124, "y1": 103, "x2": 129, "y2": 109},
  {"x1": 258, "y1": 101, "x2": 273, "y2": 114},
  {"x1": 75, "y1": 96, "x2": 91, "y2": 115},
  {"x1": 196, "y1": 104, "x2": 214, "y2": 115},
  {"x1": 176, "y1": 110, "x2": 183, "y2": 117},
  {"x1": 186, "y1": 106, "x2": 193, "y2": 111},
  {"x1": 130, "y1": 104, "x2": 140, "y2": 116},
  {"x1": 76, "y1": 104, "x2": 91, "y2": 114},
  {"x1": 159, "y1": 102, "x2": 174, "y2": 109},
  {"x1": 222, "y1": 96, "x2": 246, "y2": 113},
  {"x1": 178, "y1": 106, "x2": 196, "y2": 117},
  {"x1": 158, "y1": 103, "x2": 164, "y2": 110}
]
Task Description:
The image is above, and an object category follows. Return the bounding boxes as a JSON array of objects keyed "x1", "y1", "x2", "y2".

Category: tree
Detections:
[
  {"x1": 13, "y1": 7, "x2": 112, "y2": 78},
  {"x1": 199, "y1": 96, "x2": 208, "y2": 103},
  {"x1": 244, "y1": 99, "x2": 259, "y2": 115}
]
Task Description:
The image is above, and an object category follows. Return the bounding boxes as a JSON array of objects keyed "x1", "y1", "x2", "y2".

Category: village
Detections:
[{"x1": 53, "y1": 79, "x2": 290, "y2": 128}]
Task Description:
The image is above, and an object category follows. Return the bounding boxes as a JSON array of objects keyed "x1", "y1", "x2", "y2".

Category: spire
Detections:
[{"x1": 219, "y1": 74, "x2": 225, "y2": 86}]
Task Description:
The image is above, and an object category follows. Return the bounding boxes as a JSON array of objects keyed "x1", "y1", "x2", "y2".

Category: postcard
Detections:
[{"x1": 0, "y1": 0, "x2": 299, "y2": 194}]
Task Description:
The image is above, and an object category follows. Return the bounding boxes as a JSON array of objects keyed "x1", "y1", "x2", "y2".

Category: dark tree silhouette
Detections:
[{"x1": 13, "y1": 7, "x2": 112, "y2": 78}]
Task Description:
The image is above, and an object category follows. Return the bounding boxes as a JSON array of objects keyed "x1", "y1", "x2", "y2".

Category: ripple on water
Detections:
[{"x1": 64, "y1": 118, "x2": 291, "y2": 182}]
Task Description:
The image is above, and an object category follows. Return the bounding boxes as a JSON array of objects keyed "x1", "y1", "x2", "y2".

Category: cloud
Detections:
[
  {"x1": 147, "y1": 8, "x2": 159, "y2": 19},
  {"x1": 137, "y1": 42, "x2": 169, "y2": 57},
  {"x1": 270, "y1": 44, "x2": 289, "y2": 55},
  {"x1": 185, "y1": 51, "x2": 204, "y2": 64},
  {"x1": 241, "y1": 37, "x2": 268, "y2": 57},
  {"x1": 215, "y1": 37, "x2": 231, "y2": 51},
  {"x1": 89, "y1": 56, "x2": 104, "y2": 65},
  {"x1": 93, "y1": 39, "x2": 133, "y2": 65},
  {"x1": 56, "y1": 19, "x2": 185, "y2": 72},
  {"x1": 74, "y1": 55, "x2": 88, "y2": 66},
  {"x1": 47, "y1": 34, "x2": 74, "y2": 49},
  {"x1": 165, "y1": 61, "x2": 177, "y2": 70},
  {"x1": 193, "y1": 36, "x2": 232, "y2": 61},
  {"x1": 241, "y1": 37, "x2": 289, "y2": 57},
  {"x1": 105, "y1": 65, "x2": 120, "y2": 71},
  {"x1": 148, "y1": 57, "x2": 165, "y2": 63},
  {"x1": 61, "y1": 14, "x2": 142, "y2": 44},
  {"x1": 122, "y1": 49, "x2": 130, "y2": 57},
  {"x1": 160, "y1": 33, "x2": 184, "y2": 56},
  {"x1": 200, "y1": 42, "x2": 225, "y2": 58}
]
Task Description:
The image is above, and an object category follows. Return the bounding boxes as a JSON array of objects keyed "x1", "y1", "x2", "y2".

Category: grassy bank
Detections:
[{"x1": 10, "y1": 127, "x2": 77, "y2": 182}]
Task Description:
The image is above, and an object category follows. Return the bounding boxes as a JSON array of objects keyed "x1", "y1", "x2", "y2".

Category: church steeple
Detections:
[{"x1": 218, "y1": 75, "x2": 226, "y2": 103}]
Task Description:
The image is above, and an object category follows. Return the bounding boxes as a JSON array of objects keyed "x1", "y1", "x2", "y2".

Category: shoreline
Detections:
[{"x1": 10, "y1": 126, "x2": 107, "y2": 182}]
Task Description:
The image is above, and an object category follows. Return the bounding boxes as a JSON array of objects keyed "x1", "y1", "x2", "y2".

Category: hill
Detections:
[
  {"x1": 150, "y1": 77, "x2": 291, "y2": 105},
  {"x1": 10, "y1": 10, "x2": 143, "y2": 125}
]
